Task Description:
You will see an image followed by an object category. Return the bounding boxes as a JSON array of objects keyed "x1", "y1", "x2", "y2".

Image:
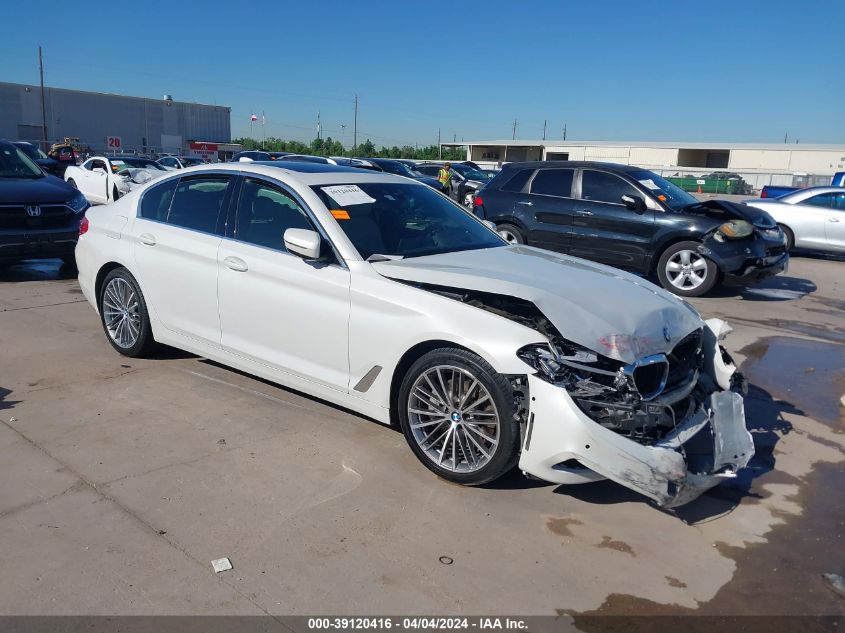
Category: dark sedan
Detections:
[
  {"x1": 356, "y1": 158, "x2": 443, "y2": 191},
  {"x1": 473, "y1": 161, "x2": 787, "y2": 297},
  {"x1": 0, "y1": 140, "x2": 89, "y2": 266}
]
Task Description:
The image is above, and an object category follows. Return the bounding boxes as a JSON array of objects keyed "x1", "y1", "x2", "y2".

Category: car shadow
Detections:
[
  {"x1": 0, "y1": 259, "x2": 77, "y2": 282},
  {"x1": 542, "y1": 383, "x2": 794, "y2": 522},
  {"x1": 0, "y1": 386, "x2": 21, "y2": 412},
  {"x1": 707, "y1": 274, "x2": 817, "y2": 301}
]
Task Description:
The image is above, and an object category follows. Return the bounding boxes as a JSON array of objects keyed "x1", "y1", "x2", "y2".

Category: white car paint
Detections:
[
  {"x1": 64, "y1": 156, "x2": 165, "y2": 204},
  {"x1": 75, "y1": 163, "x2": 752, "y2": 506},
  {"x1": 745, "y1": 186, "x2": 845, "y2": 253}
]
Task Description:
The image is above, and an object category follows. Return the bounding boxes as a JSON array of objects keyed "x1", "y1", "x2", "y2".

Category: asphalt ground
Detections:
[{"x1": 0, "y1": 252, "x2": 842, "y2": 621}]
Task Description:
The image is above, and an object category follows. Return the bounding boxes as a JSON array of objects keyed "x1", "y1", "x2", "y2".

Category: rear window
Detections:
[
  {"x1": 140, "y1": 178, "x2": 179, "y2": 221},
  {"x1": 500, "y1": 169, "x2": 533, "y2": 192},
  {"x1": 530, "y1": 169, "x2": 574, "y2": 197}
]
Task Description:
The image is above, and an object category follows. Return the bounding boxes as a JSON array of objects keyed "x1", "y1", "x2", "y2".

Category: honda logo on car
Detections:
[{"x1": 26, "y1": 205, "x2": 41, "y2": 217}]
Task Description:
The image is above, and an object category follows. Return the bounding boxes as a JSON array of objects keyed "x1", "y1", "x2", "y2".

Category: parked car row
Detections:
[{"x1": 73, "y1": 159, "x2": 753, "y2": 507}]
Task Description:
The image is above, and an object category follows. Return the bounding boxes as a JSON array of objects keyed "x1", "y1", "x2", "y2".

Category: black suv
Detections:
[
  {"x1": 473, "y1": 161, "x2": 788, "y2": 297},
  {"x1": 0, "y1": 140, "x2": 89, "y2": 266}
]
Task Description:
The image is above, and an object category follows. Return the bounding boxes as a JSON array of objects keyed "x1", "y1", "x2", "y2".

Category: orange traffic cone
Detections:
[{"x1": 697, "y1": 182, "x2": 702, "y2": 194}]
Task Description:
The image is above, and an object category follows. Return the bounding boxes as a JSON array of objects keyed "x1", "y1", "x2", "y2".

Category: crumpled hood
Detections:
[
  {"x1": 683, "y1": 199, "x2": 777, "y2": 229},
  {"x1": 372, "y1": 245, "x2": 704, "y2": 364}
]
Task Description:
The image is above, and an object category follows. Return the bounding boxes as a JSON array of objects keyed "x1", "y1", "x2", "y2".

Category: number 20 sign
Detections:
[{"x1": 106, "y1": 136, "x2": 122, "y2": 149}]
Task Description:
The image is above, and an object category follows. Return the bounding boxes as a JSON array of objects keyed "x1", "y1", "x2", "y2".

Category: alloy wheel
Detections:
[
  {"x1": 407, "y1": 365, "x2": 500, "y2": 473},
  {"x1": 665, "y1": 249, "x2": 708, "y2": 290},
  {"x1": 102, "y1": 277, "x2": 141, "y2": 348},
  {"x1": 497, "y1": 228, "x2": 520, "y2": 244}
]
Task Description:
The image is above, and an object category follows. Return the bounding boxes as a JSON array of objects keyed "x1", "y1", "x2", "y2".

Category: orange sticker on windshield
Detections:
[
  {"x1": 657, "y1": 194, "x2": 667, "y2": 201},
  {"x1": 331, "y1": 209, "x2": 350, "y2": 220}
]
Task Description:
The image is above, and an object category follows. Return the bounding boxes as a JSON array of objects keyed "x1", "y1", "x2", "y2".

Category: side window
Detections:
[
  {"x1": 804, "y1": 193, "x2": 833, "y2": 208},
  {"x1": 236, "y1": 178, "x2": 314, "y2": 251},
  {"x1": 91, "y1": 159, "x2": 108, "y2": 172},
  {"x1": 139, "y1": 178, "x2": 179, "y2": 221},
  {"x1": 530, "y1": 169, "x2": 574, "y2": 197},
  {"x1": 166, "y1": 176, "x2": 231, "y2": 234},
  {"x1": 833, "y1": 193, "x2": 845, "y2": 210},
  {"x1": 82, "y1": 159, "x2": 94, "y2": 170},
  {"x1": 501, "y1": 169, "x2": 533, "y2": 193},
  {"x1": 581, "y1": 170, "x2": 641, "y2": 205}
]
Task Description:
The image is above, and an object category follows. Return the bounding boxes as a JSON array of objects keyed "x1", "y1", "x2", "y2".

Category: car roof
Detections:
[
  {"x1": 179, "y1": 161, "x2": 411, "y2": 185},
  {"x1": 500, "y1": 160, "x2": 644, "y2": 173}
]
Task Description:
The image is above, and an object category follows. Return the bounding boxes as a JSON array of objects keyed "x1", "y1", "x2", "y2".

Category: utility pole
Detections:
[
  {"x1": 562, "y1": 123, "x2": 567, "y2": 140},
  {"x1": 438, "y1": 128, "x2": 441, "y2": 159},
  {"x1": 784, "y1": 132, "x2": 788, "y2": 144},
  {"x1": 340, "y1": 123, "x2": 346, "y2": 149},
  {"x1": 317, "y1": 110, "x2": 322, "y2": 141},
  {"x1": 542, "y1": 119, "x2": 547, "y2": 140},
  {"x1": 38, "y1": 46, "x2": 48, "y2": 150},
  {"x1": 353, "y1": 94, "x2": 358, "y2": 151},
  {"x1": 512, "y1": 118, "x2": 517, "y2": 140}
]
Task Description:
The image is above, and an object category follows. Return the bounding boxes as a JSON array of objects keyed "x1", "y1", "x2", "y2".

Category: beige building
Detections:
[{"x1": 446, "y1": 140, "x2": 845, "y2": 190}]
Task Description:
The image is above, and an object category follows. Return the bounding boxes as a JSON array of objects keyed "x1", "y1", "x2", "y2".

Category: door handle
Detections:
[
  {"x1": 517, "y1": 201, "x2": 533, "y2": 206},
  {"x1": 576, "y1": 210, "x2": 594, "y2": 216},
  {"x1": 138, "y1": 233, "x2": 156, "y2": 246},
  {"x1": 223, "y1": 256, "x2": 249, "y2": 272},
  {"x1": 829, "y1": 218, "x2": 840, "y2": 222}
]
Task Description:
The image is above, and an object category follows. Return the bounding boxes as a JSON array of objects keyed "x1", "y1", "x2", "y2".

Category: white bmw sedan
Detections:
[{"x1": 76, "y1": 161, "x2": 753, "y2": 507}]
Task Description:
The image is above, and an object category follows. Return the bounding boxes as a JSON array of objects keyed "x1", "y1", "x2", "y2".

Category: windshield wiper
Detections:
[{"x1": 366, "y1": 253, "x2": 404, "y2": 263}]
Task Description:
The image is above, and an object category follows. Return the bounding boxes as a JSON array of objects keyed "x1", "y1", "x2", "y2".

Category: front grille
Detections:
[
  {"x1": 0, "y1": 204, "x2": 76, "y2": 230},
  {"x1": 665, "y1": 328, "x2": 703, "y2": 392}
]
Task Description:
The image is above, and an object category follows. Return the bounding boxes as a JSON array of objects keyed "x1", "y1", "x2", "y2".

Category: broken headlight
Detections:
[{"x1": 714, "y1": 219, "x2": 753, "y2": 241}]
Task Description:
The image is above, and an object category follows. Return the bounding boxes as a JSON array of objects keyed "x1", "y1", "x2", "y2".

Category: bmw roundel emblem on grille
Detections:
[
  {"x1": 663, "y1": 326, "x2": 672, "y2": 343},
  {"x1": 26, "y1": 205, "x2": 41, "y2": 217}
]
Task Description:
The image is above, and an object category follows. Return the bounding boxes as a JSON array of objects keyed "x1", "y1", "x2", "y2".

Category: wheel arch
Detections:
[
  {"x1": 388, "y1": 339, "x2": 479, "y2": 427},
  {"x1": 94, "y1": 261, "x2": 130, "y2": 307},
  {"x1": 648, "y1": 234, "x2": 704, "y2": 274}
]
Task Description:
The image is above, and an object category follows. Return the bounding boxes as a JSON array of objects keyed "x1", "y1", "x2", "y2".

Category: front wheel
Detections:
[
  {"x1": 397, "y1": 348, "x2": 521, "y2": 485},
  {"x1": 778, "y1": 224, "x2": 794, "y2": 252},
  {"x1": 98, "y1": 268, "x2": 156, "y2": 357},
  {"x1": 656, "y1": 241, "x2": 718, "y2": 297},
  {"x1": 112, "y1": 186, "x2": 121, "y2": 202},
  {"x1": 463, "y1": 190, "x2": 475, "y2": 207}
]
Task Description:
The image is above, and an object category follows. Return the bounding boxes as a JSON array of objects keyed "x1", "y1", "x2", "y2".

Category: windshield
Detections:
[
  {"x1": 628, "y1": 170, "x2": 700, "y2": 211},
  {"x1": 182, "y1": 157, "x2": 206, "y2": 167},
  {"x1": 0, "y1": 146, "x2": 44, "y2": 178},
  {"x1": 15, "y1": 143, "x2": 49, "y2": 160},
  {"x1": 117, "y1": 157, "x2": 166, "y2": 170},
  {"x1": 378, "y1": 161, "x2": 418, "y2": 178},
  {"x1": 310, "y1": 182, "x2": 505, "y2": 259}
]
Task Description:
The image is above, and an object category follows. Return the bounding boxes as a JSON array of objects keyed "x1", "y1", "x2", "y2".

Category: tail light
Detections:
[
  {"x1": 79, "y1": 215, "x2": 89, "y2": 236},
  {"x1": 761, "y1": 190, "x2": 768, "y2": 198},
  {"x1": 473, "y1": 195, "x2": 483, "y2": 207}
]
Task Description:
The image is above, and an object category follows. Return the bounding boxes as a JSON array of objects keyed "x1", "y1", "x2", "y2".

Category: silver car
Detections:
[{"x1": 744, "y1": 186, "x2": 845, "y2": 253}]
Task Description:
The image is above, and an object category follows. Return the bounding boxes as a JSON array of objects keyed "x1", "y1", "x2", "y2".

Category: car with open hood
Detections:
[
  {"x1": 75, "y1": 161, "x2": 753, "y2": 507},
  {"x1": 473, "y1": 161, "x2": 788, "y2": 297},
  {"x1": 65, "y1": 155, "x2": 168, "y2": 204},
  {"x1": 0, "y1": 139, "x2": 89, "y2": 265}
]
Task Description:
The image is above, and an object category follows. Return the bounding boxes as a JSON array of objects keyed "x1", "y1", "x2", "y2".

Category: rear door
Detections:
[
  {"x1": 132, "y1": 173, "x2": 234, "y2": 346},
  {"x1": 569, "y1": 169, "x2": 655, "y2": 270},
  {"x1": 519, "y1": 167, "x2": 576, "y2": 253},
  {"x1": 81, "y1": 159, "x2": 110, "y2": 203},
  {"x1": 824, "y1": 192, "x2": 845, "y2": 251}
]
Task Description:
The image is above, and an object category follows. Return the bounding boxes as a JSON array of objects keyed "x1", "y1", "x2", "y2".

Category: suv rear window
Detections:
[
  {"x1": 500, "y1": 169, "x2": 532, "y2": 193},
  {"x1": 530, "y1": 169, "x2": 574, "y2": 197}
]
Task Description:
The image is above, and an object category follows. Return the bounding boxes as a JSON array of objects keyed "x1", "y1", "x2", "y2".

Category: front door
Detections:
[
  {"x1": 825, "y1": 192, "x2": 845, "y2": 251},
  {"x1": 569, "y1": 169, "x2": 654, "y2": 270},
  {"x1": 217, "y1": 176, "x2": 351, "y2": 392}
]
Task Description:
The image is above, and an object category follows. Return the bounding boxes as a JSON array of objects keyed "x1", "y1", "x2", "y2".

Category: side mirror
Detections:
[
  {"x1": 284, "y1": 228, "x2": 322, "y2": 260},
  {"x1": 622, "y1": 194, "x2": 646, "y2": 212}
]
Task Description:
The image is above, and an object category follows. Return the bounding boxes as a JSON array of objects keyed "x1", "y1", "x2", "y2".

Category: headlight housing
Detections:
[
  {"x1": 67, "y1": 190, "x2": 88, "y2": 214},
  {"x1": 714, "y1": 219, "x2": 753, "y2": 240}
]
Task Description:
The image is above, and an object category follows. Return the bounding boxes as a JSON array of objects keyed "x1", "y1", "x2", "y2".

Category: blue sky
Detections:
[{"x1": 2, "y1": 0, "x2": 842, "y2": 146}]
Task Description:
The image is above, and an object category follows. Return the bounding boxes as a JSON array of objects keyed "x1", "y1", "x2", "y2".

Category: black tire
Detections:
[
  {"x1": 778, "y1": 224, "x2": 794, "y2": 252},
  {"x1": 397, "y1": 347, "x2": 520, "y2": 486},
  {"x1": 112, "y1": 186, "x2": 121, "y2": 202},
  {"x1": 67, "y1": 178, "x2": 77, "y2": 189},
  {"x1": 656, "y1": 240, "x2": 718, "y2": 297},
  {"x1": 98, "y1": 268, "x2": 157, "y2": 357},
  {"x1": 496, "y1": 223, "x2": 524, "y2": 245}
]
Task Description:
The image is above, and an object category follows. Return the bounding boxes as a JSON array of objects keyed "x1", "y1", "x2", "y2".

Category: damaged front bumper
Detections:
[{"x1": 519, "y1": 376, "x2": 753, "y2": 507}]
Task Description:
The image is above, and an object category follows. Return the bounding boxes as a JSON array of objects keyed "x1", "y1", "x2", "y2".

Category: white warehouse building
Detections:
[{"x1": 446, "y1": 140, "x2": 845, "y2": 191}]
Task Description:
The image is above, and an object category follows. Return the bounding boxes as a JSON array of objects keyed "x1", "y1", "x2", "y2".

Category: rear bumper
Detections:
[{"x1": 0, "y1": 228, "x2": 79, "y2": 261}]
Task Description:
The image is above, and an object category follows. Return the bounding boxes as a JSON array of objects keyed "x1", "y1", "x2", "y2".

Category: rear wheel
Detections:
[
  {"x1": 397, "y1": 348, "x2": 520, "y2": 486},
  {"x1": 98, "y1": 268, "x2": 156, "y2": 357},
  {"x1": 778, "y1": 224, "x2": 794, "y2": 251},
  {"x1": 496, "y1": 223, "x2": 524, "y2": 245},
  {"x1": 67, "y1": 178, "x2": 77, "y2": 189},
  {"x1": 656, "y1": 241, "x2": 718, "y2": 297}
]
